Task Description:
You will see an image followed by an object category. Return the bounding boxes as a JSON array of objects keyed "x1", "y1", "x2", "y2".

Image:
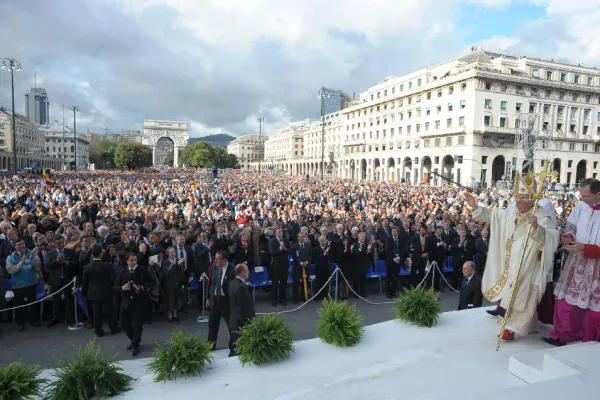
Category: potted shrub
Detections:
[
  {"x1": 147, "y1": 329, "x2": 214, "y2": 382},
  {"x1": 394, "y1": 287, "x2": 443, "y2": 328},
  {"x1": 44, "y1": 340, "x2": 136, "y2": 399},
  {"x1": 0, "y1": 361, "x2": 47, "y2": 400},
  {"x1": 235, "y1": 315, "x2": 294, "y2": 367},
  {"x1": 317, "y1": 297, "x2": 364, "y2": 347}
]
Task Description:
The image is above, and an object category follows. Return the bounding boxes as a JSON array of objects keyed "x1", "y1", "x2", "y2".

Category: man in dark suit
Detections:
[
  {"x1": 474, "y1": 229, "x2": 489, "y2": 276},
  {"x1": 192, "y1": 231, "x2": 212, "y2": 308},
  {"x1": 174, "y1": 234, "x2": 194, "y2": 312},
  {"x1": 451, "y1": 229, "x2": 476, "y2": 288},
  {"x1": 428, "y1": 227, "x2": 447, "y2": 290},
  {"x1": 291, "y1": 231, "x2": 312, "y2": 303},
  {"x1": 206, "y1": 250, "x2": 235, "y2": 350},
  {"x1": 228, "y1": 263, "x2": 255, "y2": 357},
  {"x1": 351, "y1": 232, "x2": 372, "y2": 297},
  {"x1": 385, "y1": 226, "x2": 404, "y2": 298},
  {"x1": 457, "y1": 261, "x2": 483, "y2": 310},
  {"x1": 82, "y1": 244, "x2": 119, "y2": 337},
  {"x1": 410, "y1": 226, "x2": 429, "y2": 287},
  {"x1": 46, "y1": 235, "x2": 78, "y2": 327},
  {"x1": 268, "y1": 228, "x2": 290, "y2": 307},
  {"x1": 114, "y1": 252, "x2": 153, "y2": 356}
]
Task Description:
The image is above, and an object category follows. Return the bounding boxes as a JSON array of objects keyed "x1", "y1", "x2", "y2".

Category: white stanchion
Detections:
[
  {"x1": 68, "y1": 279, "x2": 83, "y2": 331},
  {"x1": 196, "y1": 273, "x2": 209, "y2": 323}
]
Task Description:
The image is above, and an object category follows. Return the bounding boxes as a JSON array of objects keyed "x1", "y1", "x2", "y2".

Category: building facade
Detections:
[
  {"x1": 89, "y1": 131, "x2": 121, "y2": 144},
  {"x1": 121, "y1": 129, "x2": 143, "y2": 143},
  {"x1": 0, "y1": 108, "x2": 56, "y2": 170},
  {"x1": 25, "y1": 88, "x2": 50, "y2": 125},
  {"x1": 227, "y1": 135, "x2": 267, "y2": 170},
  {"x1": 262, "y1": 121, "x2": 309, "y2": 170},
  {"x1": 41, "y1": 124, "x2": 90, "y2": 170},
  {"x1": 257, "y1": 48, "x2": 600, "y2": 187}
]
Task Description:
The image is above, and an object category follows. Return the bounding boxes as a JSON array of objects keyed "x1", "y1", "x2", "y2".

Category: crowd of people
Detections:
[{"x1": 0, "y1": 167, "x2": 592, "y2": 355}]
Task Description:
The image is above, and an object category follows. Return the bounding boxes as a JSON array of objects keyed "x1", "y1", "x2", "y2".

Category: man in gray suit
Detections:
[
  {"x1": 292, "y1": 231, "x2": 313, "y2": 303},
  {"x1": 228, "y1": 263, "x2": 255, "y2": 357}
]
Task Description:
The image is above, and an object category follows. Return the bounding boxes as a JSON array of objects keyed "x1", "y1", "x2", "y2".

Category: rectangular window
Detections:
[
  {"x1": 427, "y1": 92, "x2": 432, "y2": 100},
  {"x1": 560, "y1": 72, "x2": 567, "y2": 82},
  {"x1": 461, "y1": 83, "x2": 467, "y2": 91},
  {"x1": 448, "y1": 102, "x2": 453, "y2": 111},
  {"x1": 390, "y1": 127, "x2": 395, "y2": 136},
  {"x1": 587, "y1": 76, "x2": 594, "y2": 86},
  {"x1": 435, "y1": 138, "x2": 441, "y2": 147},
  {"x1": 446, "y1": 118, "x2": 452, "y2": 128},
  {"x1": 500, "y1": 101, "x2": 507, "y2": 111},
  {"x1": 572, "y1": 93, "x2": 578, "y2": 101},
  {"x1": 500, "y1": 83, "x2": 506, "y2": 92},
  {"x1": 435, "y1": 120, "x2": 440, "y2": 129},
  {"x1": 446, "y1": 137, "x2": 452, "y2": 146},
  {"x1": 400, "y1": 84, "x2": 404, "y2": 91},
  {"x1": 418, "y1": 78, "x2": 422, "y2": 87},
  {"x1": 384, "y1": 89, "x2": 387, "y2": 96},
  {"x1": 437, "y1": 90, "x2": 442, "y2": 98},
  {"x1": 500, "y1": 117, "x2": 506, "y2": 128},
  {"x1": 484, "y1": 116, "x2": 491, "y2": 126},
  {"x1": 559, "y1": 91, "x2": 565, "y2": 100},
  {"x1": 449, "y1": 86, "x2": 454, "y2": 94},
  {"x1": 458, "y1": 136, "x2": 465, "y2": 145},
  {"x1": 516, "y1": 85, "x2": 524, "y2": 94},
  {"x1": 409, "y1": 81, "x2": 413, "y2": 89},
  {"x1": 485, "y1": 81, "x2": 492, "y2": 90},
  {"x1": 531, "y1": 87, "x2": 538, "y2": 96},
  {"x1": 416, "y1": 124, "x2": 421, "y2": 133},
  {"x1": 546, "y1": 70, "x2": 553, "y2": 80},
  {"x1": 407, "y1": 125, "x2": 411, "y2": 134},
  {"x1": 459, "y1": 116, "x2": 464, "y2": 126},
  {"x1": 484, "y1": 99, "x2": 492, "y2": 109},
  {"x1": 460, "y1": 100, "x2": 465, "y2": 109},
  {"x1": 424, "y1": 139, "x2": 429, "y2": 148},
  {"x1": 516, "y1": 103, "x2": 522, "y2": 111},
  {"x1": 392, "y1": 87, "x2": 396, "y2": 94},
  {"x1": 574, "y1": 75, "x2": 580, "y2": 84},
  {"x1": 426, "y1": 107, "x2": 431, "y2": 116},
  {"x1": 545, "y1": 89, "x2": 551, "y2": 98},
  {"x1": 586, "y1": 95, "x2": 591, "y2": 103},
  {"x1": 425, "y1": 122, "x2": 429, "y2": 131},
  {"x1": 532, "y1": 68, "x2": 539, "y2": 78}
]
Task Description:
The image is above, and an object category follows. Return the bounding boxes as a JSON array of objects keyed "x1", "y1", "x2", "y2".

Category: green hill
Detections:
[{"x1": 188, "y1": 134, "x2": 235, "y2": 148}]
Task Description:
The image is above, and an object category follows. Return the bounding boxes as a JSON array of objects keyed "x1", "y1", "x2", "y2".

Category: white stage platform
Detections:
[{"x1": 42, "y1": 307, "x2": 599, "y2": 399}]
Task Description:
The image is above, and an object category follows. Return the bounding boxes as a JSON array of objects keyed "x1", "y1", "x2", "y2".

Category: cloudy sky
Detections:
[{"x1": 0, "y1": 0, "x2": 598, "y2": 137}]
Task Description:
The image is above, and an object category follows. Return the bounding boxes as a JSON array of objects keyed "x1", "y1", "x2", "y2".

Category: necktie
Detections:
[
  {"x1": 301, "y1": 243, "x2": 304, "y2": 249},
  {"x1": 130, "y1": 269, "x2": 135, "y2": 274},
  {"x1": 179, "y1": 247, "x2": 184, "y2": 260},
  {"x1": 215, "y1": 268, "x2": 222, "y2": 296},
  {"x1": 462, "y1": 277, "x2": 469, "y2": 287}
]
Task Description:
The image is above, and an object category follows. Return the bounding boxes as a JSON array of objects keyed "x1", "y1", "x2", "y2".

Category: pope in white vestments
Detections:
[{"x1": 464, "y1": 173, "x2": 559, "y2": 339}]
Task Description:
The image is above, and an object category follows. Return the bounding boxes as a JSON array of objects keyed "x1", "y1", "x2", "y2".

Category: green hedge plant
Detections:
[
  {"x1": 317, "y1": 297, "x2": 364, "y2": 347},
  {"x1": 394, "y1": 287, "x2": 443, "y2": 328},
  {"x1": 235, "y1": 315, "x2": 294, "y2": 367},
  {"x1": 43, "y1": 340, "x2": 136, "y2": 400},
  {"x1": 0, "y1": 361, "x2": 47, "y2": 400},
  {"x1": 147, "y1": 329, "x2": 214, "y2": 382}
]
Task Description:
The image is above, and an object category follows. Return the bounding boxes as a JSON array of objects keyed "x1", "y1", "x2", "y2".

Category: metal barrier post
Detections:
[
  {"x1": 196, "y1": 274, "x2": 208, "y2": 323},
  {"x1": 68, "y1": 279, "x2": 83, "y2": 331}
]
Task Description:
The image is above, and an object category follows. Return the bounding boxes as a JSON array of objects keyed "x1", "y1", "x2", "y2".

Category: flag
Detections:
[{"x1": 43, "y1": 168, "x2": 55, "y2": 189}]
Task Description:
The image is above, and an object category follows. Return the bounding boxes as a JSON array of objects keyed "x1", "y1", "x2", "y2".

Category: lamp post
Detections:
[
  {"x1": 71, "y1": 106, "x2": 79, "y2": 170},
  {"x1": 257, "y1": 116, "x2": 263, "y2": 174},
  {"x1": 453, "y1": 156, "x2": 483, "y2": 187},
  {"x1": 2, "y1": 58, "x2": 21, "y2": 175},
  {"x1": 318, "y1": 88, "x2": 331, "y2": 180}
]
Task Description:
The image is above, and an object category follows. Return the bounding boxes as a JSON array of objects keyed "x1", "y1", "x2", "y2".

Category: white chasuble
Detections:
[{"x1": 474, "y1": 205, "x2": 559, "y2": 335}]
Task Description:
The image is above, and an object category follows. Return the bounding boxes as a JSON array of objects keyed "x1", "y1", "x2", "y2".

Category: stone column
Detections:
[
  {"x1": 152, "y1": 146, "x2": 156, "y2": 165},
  {"x1": 174, "y1": 146, "x2": 180, "y2": 168}
]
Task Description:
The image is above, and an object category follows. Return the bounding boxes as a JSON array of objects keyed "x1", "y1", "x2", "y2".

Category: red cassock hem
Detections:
[{"x1": 583, "y1": 244, "x2": 600, "y2": 259}]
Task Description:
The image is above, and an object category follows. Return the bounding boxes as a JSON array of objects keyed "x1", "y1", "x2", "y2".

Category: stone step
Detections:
[{"x1": 508, "y1": 341, "x2": 598, "y2": 384}]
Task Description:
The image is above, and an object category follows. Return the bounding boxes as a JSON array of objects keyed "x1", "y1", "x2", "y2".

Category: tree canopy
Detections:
[
  {"x1": 114, "y1": 141, "x2": 153, "y2": 170},
  {"x1": 89, "y1": 140, "x2": 119, "y2": 169},
  {"x1": 178, "y1": 141, "x2": 239, "y2": 168}
]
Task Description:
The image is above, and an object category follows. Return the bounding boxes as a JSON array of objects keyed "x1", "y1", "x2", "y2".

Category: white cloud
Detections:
[
  {"x1": 467, "y1": 0, "x2": 512, "y2": 9},
  {"x1": 478, "y1": 36, "x2": 521, "y2": 52}
]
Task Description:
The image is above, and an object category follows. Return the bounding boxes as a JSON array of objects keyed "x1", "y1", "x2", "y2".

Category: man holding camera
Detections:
[{"x1": 114, "y1": 252, "x2": 153, "y2": 356}]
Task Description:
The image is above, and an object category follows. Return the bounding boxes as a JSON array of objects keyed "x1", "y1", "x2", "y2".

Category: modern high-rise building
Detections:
[
  {"x1": 25, "y1": 88, "x2": 50, "y2": 125},
  {"x1": 319, "y1": 87, "x2": 352, "y2": 116}
]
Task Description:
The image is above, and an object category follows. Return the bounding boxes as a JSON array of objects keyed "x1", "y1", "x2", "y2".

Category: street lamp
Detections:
[
  {"x1": 1, "y1": 58, "x2": 21, "y2": 174},
  {"x1": 71, "y1": 106, "x2": 79, "y2": 170},
  {"x1": 318, "y1": 88, "x2": 331, "y2": 180},
  {"x1": 257, "y1": 116, "x2": 263, "y2": 174}
]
